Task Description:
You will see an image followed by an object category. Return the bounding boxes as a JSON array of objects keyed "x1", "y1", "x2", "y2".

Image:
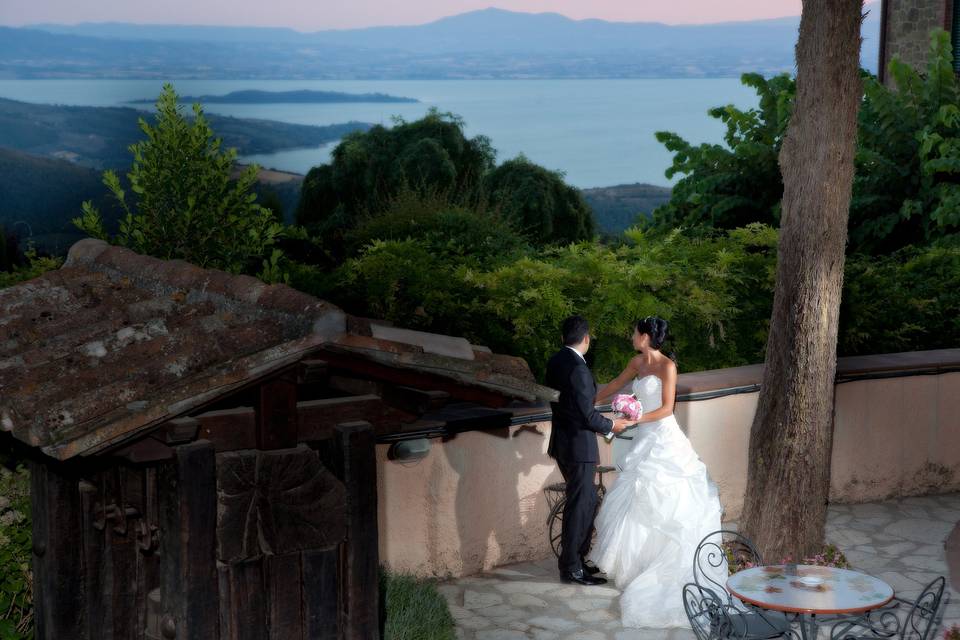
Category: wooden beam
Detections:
[
  {"x1": 334, "y1": 422, "x2": 380, "y2": 640},
  {"x1": 158, "y1": 440, "x2": 219, "y2": 639},
  {"x1": 258, "y1": 374, "x2": 298, "y2": 450},
  {"x1": 297, "y1": 395, "x2": 411, "y2": 441},
  {"x1": 195, "y1": 407, "x2": 257, "y2": 452},
  {"x1": 163, "y1": 417, "x2": 199, "y2": 444},
  {"x1": 31, "y1": 459, "x2": 85, "y2": 639},
  {"x1": 113, "y1": 436, "x2": 174, "y2": 464},
  {"x1": 297, "y1": 358, "x2": 328, "y2": 385},
  {"x1": 382, "y1": 385, "x2": 449, "y2": 415},
  {"x1": 318, "y1": 350, "x2": 511, "y2": 408},
  {"x1": 327, "y1": 375, "x2": 380, "y2": 397}
]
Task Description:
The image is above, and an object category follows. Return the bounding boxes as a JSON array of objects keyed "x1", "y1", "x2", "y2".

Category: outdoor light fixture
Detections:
[{"x1": 387, "y1": 438, "x2": 431, "y2": 461}]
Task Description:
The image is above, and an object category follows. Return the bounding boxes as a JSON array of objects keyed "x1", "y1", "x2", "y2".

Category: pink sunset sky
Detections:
[{"x1": 1, "y1": 0, "x2": 810, "y2": 30}]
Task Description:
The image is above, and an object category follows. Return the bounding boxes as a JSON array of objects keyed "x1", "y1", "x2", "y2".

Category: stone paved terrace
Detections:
[{"x1": 440, "y1": 493, "x2": 960, "y2": 640}]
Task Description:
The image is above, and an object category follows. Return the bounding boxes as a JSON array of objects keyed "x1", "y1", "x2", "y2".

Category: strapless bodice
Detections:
[{"x1": 631, "y1": 374, "x2": 663, "y2": 412}]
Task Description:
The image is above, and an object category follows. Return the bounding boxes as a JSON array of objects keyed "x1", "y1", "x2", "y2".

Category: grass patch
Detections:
[{"x1": 381, "y1": 570, "x2": 456, "y2": 640}]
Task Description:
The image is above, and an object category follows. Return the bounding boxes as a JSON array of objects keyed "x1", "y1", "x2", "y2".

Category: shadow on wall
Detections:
[{"x1": 440, "y1": 424, "x2": 551, "y2": 575}]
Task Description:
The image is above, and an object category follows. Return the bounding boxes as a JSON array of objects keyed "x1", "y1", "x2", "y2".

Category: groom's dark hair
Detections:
[{"x1": 561, "y1": 315, "x2": 590, "y2": 346}]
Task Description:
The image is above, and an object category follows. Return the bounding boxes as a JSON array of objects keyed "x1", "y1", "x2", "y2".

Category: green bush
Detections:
[
  {"x1": 0, "y1": 253, "x2": 61, "y2": 289},
  {"x1": 0, "y1": 467, "x2": 32, "y2": 640},
  {"x1": 840, "y1": 235, "x2": 960, "y2": 355},
  {"x1": 344, "y1": 189, "x2": 527, "y2": 268},
  {"x1": 381, "y1": 570, "x2": 455, "y2": 640},
  {"x1": 317, "y1": 223, "x2": 778, "y2": 380}
]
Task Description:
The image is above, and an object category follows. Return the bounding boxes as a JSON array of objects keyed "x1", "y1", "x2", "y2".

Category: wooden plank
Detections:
[
  {"x1": 226, "y1": 559, "x2": 267, "y2": 640},
  {"x1": 258, "y1": 375, "x2": 298, "y2": 450},
  {"x1": 109, "y1": 467, "x2": 143, "y2": 640},
  {"x1": 31, "y1": 459, "x2": 86, "y2": 639},
  {"x1": 267, "y1": 554, "x2": 303, "y2": 640},
  {"x1": 195, "y1": 407, "x2": 257, "y2": 452},
  {"x1": 334, "y1": 422, "x2": 380, "y2": 640},
  {"x1": 158, "y1": 440, "x2": 219, "y2": 639},
  {"x1": 216, "y1": 447, "x2": 346, "y2": 563},
  {"x1": 215, "y1": 450, "x2": 259, "y2": 563},
  {"x1": 80, "y1": 478, "x2": 107, "y2": 640},
  {"x1": 258, "y1": 447, "x2": 346, "y2": 556},
  {"x1": 217, "y1": 567, "x2": 234, "y2": 640},
  {"x1": 302, "y1": 548, "x2": 339, "y2": 640}
]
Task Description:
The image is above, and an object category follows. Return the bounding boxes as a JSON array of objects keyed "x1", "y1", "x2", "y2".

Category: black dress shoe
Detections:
[
  {"x1": 560, "y1": 569, "x2": 608, "y2": 586},
  {"x1": 581, "y1": 559, "x2": 602, "y2": 575}
]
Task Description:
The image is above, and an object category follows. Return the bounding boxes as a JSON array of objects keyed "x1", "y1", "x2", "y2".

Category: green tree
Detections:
[
  {"x1": 484, "y1": 156, "x2": 595, "y2": 244},
  {"x1": 295, "y1": 110, "x2": 495, "y2": 247},
  {"x1": 652, "y1": 30, "x2": 960, "y2": 254},
  {"x1": 852, "y1": 31, "x2": 960, "y2": 251},
  {"x1": 650, "y1": 73, "x2": 794, "y2": 232},
  {"x1": 74, "y1": 84, "x2": 283, "y2": 277}
]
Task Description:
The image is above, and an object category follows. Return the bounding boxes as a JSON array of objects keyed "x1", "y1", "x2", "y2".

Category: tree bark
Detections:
[{"x1": 740, "y1": 0, "x2": 863, "y2": 562}]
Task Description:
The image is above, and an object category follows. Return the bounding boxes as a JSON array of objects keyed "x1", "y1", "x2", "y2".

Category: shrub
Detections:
[
  {"x1": 0, "y1": 252, "x2": 61, "y2": 289},
  {"x1": 0, "y1": 467, "x2": 32, "y2": 640}
]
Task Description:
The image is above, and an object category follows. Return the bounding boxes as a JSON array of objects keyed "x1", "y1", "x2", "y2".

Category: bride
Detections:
[{"x1": 587, "y1": 316, "x2": 726, "y2": 629}]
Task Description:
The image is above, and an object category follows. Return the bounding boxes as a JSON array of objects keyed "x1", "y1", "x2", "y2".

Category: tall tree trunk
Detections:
[{"x1": 740, "y1": 0, "x2": 863, "y2": 562}]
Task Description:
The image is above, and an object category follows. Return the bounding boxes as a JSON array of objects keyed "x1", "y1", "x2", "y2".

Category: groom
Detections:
[{"x1": 547, "y1": 315, "x2": 628, "y2": 586}]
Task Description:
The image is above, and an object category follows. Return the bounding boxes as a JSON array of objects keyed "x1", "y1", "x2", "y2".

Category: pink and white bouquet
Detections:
[
  {"x1": 605, "y1": 394, "x2": 642, "y2": 442},
  {"x1": 611, "y1": 394, "x2": 643, "y2": 421}
]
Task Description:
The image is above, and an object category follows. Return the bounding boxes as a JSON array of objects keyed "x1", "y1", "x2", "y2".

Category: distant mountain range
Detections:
[{"x1": 0, "y1": 5, "x2": 882, "y2": 79}]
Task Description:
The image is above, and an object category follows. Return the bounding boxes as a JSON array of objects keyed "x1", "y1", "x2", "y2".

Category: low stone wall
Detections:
[{"x1": 377, "y1": 349, "x2": 960, "y2": 577}]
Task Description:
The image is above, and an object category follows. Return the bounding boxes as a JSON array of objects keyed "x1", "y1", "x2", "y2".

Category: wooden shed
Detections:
[{"x1": 0, "y1": 239, "x2": 555, "y2": 640}]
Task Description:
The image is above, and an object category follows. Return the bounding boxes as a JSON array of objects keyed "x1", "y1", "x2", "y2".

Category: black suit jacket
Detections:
[{"x1": 546, "y1": 347, "x2": 613, "y2": 463}]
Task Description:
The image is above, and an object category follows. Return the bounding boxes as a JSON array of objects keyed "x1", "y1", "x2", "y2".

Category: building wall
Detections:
[
  {"x1": 882, "y1": 0, "x2": 948, "y2": 78},
  {"x1": 376, "y1": 368, "x2": 960, "y2": 578}
]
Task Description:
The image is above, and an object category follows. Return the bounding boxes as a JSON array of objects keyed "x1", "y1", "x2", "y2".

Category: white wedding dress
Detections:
[{"x1": 587, "y1": 375, "x2": 726, "y2": 628}]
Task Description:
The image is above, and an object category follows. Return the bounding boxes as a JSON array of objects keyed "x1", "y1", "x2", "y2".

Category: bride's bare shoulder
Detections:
[{"x1": 659, "y1": 357, "x2": 677, "y2": 378}]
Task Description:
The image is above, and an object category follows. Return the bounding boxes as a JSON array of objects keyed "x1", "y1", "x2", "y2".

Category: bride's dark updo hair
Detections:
[{"x1": 635, "y1": 316, "x2": 669, "y2": 349}]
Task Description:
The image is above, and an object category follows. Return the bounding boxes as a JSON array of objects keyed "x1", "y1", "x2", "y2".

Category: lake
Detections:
[{"x1": 0, "y1": 78, "x2": 760, "y2": 188}]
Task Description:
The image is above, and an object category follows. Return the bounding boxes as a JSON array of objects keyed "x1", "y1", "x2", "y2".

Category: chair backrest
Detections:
[
  {"x1": 683, "y1": 582, "x2": 740, "y2": 640},
  {"x1": 694, "y1": 529, "x2": 763, "y2": 598},
  {"x1": 900, "y1": 576, "x2": 946, "y2": 640}
]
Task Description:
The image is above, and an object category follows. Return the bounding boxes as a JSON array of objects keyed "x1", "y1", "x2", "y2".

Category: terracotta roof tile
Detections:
[{"x1": 0, "y1": 240, "x2": 549, "y2": 459}]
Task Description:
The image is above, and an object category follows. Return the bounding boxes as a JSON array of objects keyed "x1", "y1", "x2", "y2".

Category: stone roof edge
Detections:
[{"x1": 64, "y1": 239, "x2": 347, "y2": 341}]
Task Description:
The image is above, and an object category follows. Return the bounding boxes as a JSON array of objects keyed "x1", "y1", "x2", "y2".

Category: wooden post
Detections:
[
  {"x1": 31, "y1": 459, "x2": 86, "y2": 639},
  {"x1": 334, "y1": 422, "x2": 380, "y2": 640},
  {"x1": 158, "y1": 440, "x2": 219, "y2": 638}
]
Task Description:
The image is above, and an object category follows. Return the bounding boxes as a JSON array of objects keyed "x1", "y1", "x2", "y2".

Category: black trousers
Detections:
[{"x1": 557, "y1": 460, "x2": 598, "y2": 574}]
